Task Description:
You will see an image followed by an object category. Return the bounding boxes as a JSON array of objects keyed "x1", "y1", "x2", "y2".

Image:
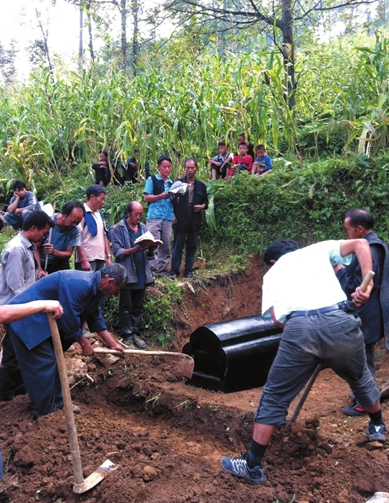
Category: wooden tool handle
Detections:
[
  {"x1": 360, "y1": 270, "x2": 375, "y2": 292},
  {"x1": 48, "y1": 313, "x2": 84, "y2": 485},
  {"x1": 94, "y1": 346, "x2": 193, "y2": 360}
]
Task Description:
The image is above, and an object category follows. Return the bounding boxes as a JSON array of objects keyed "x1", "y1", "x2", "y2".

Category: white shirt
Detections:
[
  {"x1": 262, "y1": 240, "x2": 351, "y2": 324},
  {"x1": 75, "y1": 204, "x2": 106, "y2": 262}
]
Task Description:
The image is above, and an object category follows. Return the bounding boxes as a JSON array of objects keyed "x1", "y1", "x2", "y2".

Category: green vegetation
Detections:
[{"x1": 1, "y1": 28, "x2": 389, "y2": 345}]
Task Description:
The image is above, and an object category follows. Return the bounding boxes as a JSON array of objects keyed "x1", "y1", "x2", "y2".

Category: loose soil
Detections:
[{"x1": 1, "y1": 257, "x2": 389, "y2": 503}]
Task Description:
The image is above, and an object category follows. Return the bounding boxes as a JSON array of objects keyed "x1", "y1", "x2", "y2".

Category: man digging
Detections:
[{"x1": 221, "y1": 238, "x2": 386, "y2": 485}]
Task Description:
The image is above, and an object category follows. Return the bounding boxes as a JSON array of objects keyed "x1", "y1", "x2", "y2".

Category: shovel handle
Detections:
[
  {"x1": 360, "y1": 270, "x2": 374, "y2": 292},
  {"x1": 48, "y1": 313, "x2": 84, "y2": 486}
]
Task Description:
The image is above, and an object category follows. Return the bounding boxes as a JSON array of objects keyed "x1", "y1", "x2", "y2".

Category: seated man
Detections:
[
  {"x1": 124, "y1": 149, "x2": 150, "y2": 183},
  {"x1": 252, "y1": 144, "x2": 273, "y2": 177},
  {"x1": 92, "y1": 150, "x2": 111, "y2": 187},
  {"x1": 35, "y1": 200, "x2": 84, "y2": 275},
  {"x1": 209, "y1": 141, "x2": 233, "y2": 180},
  {"x1": 4, "y1": 180, "x2": 40, "y2": 231},
  {"x1": 227, "y1": 142, "x2": 253, "y2": 179}
]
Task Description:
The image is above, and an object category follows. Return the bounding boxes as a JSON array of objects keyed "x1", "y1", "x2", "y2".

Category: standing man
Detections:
[
  {"x1": 144, "y1": 155, "x2": 174, "y2": 277},
  {"x1": 3, "y1": 264, "x2": 127, "y2": 418},
  {"x1": 335, "y1": 209, "x2": 389, "y2": 416},
  {"x1": 35, "y1": 200, "x2": 84, "y2": 275},
  {"x1": 170, "y1": 158, "x2": 208, "y2": 280},
  {"x1": 0, "y1": 210, "x2": 54, "y2": 401},
  {"x1": 221, "y1": 238, "x2": 385, "y2": 485},
  {"x1": 4, "y1": 180, "x2": 40, "y2": 231},
  {"x1": 111, "y1": 201, "x2": 156, "y2": 349},
  {"x1": 75, "y1": 185, "x2": 112, "y2": 272}
]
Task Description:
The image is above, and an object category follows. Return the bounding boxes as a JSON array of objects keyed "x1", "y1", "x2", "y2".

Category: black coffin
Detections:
[{"x1": 183, "y1": 314, "x2": 283, "y2": 392}]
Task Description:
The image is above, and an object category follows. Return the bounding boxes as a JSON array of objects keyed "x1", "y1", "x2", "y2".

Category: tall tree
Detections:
[
  {"x1": 163, "y1": 0, "x2": 377, "y2": 109},
  {"x1": 0, "y1": 40, "x2": 18, "y2": 86}
]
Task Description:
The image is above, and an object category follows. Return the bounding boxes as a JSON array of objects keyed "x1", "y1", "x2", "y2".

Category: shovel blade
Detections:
[{"x1": 73, "y1": 459, "x2": 118, "y2": 494}]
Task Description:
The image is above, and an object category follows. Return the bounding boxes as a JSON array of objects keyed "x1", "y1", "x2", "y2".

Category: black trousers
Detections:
[{"x1": 118, "y1": 287, "x2": 146, "y2": 334}]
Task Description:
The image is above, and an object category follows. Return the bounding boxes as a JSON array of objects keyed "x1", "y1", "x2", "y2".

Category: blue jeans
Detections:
[
  {"x1": 254, "y1": 310, "x2": 381, "y2": 425},
  {"x1": 4, "y1": 210, "x2": 32, "y2": 231}
]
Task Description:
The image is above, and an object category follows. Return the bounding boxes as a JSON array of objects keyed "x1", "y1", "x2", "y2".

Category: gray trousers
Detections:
[
  {"x1": 254, "y1": 310, "x2": 381, "y2": 425},
  {"x1": 146, "y1": 218, "x2": 172, "y2": 276}
]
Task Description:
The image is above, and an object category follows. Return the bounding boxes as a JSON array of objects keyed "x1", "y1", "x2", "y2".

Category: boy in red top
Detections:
[{"x1": 227, "y1": 142, "x2": 253, "y2": 179}]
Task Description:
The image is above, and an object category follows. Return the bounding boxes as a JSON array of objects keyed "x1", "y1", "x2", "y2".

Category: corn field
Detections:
[{"x1": 0, "y1": 31, "x2": 389, "y2": 188}]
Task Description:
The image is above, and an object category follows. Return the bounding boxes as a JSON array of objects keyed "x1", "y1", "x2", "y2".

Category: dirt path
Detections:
[{"x1": 1, "y1": 259, "x2": 389, "y2": 503}]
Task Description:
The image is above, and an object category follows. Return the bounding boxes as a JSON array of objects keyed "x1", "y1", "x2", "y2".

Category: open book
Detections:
[
  {"x1": 134, "y1": 231, "x2": 162, "y2": 246},
  {"x1": 169, "y1": 181, "x2": 189, "y2": 194}
]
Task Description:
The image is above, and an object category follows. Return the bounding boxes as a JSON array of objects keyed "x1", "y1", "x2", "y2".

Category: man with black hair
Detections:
[
  {"x1": 35, "y1": 200, "x2": 84, "y2": 275},
  {"x1": 4, "y1": 180, "x2": 40, "y2": 231},
  {"x1": 0, "y1": 210, "x2": 54, "y2": 401},
  {"x1": 335, "y1": 209, "x2": 389, "y2": 416},
  {"x1": 221, "y1": 238, "x2": 385, "y2": 485},
  {"x1": 92, "y1": 150, "x2": 111, "y2": 187},
  {"x1": 170, "y1": 158, "x2": 208, "y2": 280},
  {"x1": 144, "y1": 155, "x2": 174, "y2": 277},
  {"x1": 75, "y1": 185, "x2": 112, "y2": 272},
  {"x1": 1, "y1": 264, "x2": 127, "y2": 418}
]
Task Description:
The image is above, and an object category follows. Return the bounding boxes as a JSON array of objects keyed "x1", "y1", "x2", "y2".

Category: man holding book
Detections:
[{"x1": 111, "y1": 201, "x2": 160, "y2": 349}]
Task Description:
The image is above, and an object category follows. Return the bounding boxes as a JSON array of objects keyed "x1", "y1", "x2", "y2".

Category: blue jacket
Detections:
[
  {"x1": 111, "y1": 220, "x2": 153, "y2": 285},
  {"x1": 9, "y1": 270, "x2": 106, "y2": 349}
]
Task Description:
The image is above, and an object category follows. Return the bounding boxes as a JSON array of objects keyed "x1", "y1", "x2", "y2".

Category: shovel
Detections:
[
  {"x1": 48, "y1": 313, "x2": 118, "y2": 494},
  {"x1": 93, "y1": 346, "x2": 195, "y2": 379},
  {"x1": 287, "y1": 270, "x2": 375, "y2": 425}
]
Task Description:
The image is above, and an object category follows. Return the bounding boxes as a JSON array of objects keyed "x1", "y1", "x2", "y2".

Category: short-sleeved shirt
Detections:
[
  {"x1": 40, "y1": 214, "x2": 81, "y2": 265},
  {"x1": 9, "y1": 191, "x2": 39, "y2": 211},
  {"x1": 255, "y1": 154, "x2": 273, "y2": 172},
  {"x1": 232, "y1": 155, "x2": 253, "y2": 171},
  {"x1": 262, "y1": 240, "x2": 351, "y2": 324},
  {"x1": 144, "y1": 174, "x2": 174, "y2": 221},
  {"x1": 211, "y1": 152, "x2": 232, "y2": 164}
]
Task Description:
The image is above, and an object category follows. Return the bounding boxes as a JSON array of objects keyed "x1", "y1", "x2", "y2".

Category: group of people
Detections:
[
  {"x1": 221, "y1": 208, "x2": 389, "y2": 485},
  {"x1": 92, "y1": 148, "x2": 150, "y2": 187},
  {"x1": 209, "y1": 135, "x2": 273, "y2": 181},
  {"x1": 1, "y1": 167, "x2": 388, "y2": 488},
  {"x1": 0, "y1": 155, "x2": 208, "y2": 412}
]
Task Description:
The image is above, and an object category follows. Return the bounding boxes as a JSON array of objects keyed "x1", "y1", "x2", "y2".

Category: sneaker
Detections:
[
  {"x1": 366, "y1": 421, "x2": 386, "y2": 442},
  {"x1": 133, "y1": 334, "x2": 147, "y2": 349},
  {"x1": 220, "y1": 454, "x2": 266, "y2": 485},
  {"x1": 169, "y1": 272, "x2": 177, "y2": 281},
  {"x1": 119, "y1": 337, "x2": 135, "y2": 350},
  {"x1": 183, "y1": 272, "x2": 195, "y2": 278},
  {"x1": 342, "y1": 404, "x2": 367, "y2": 417}
]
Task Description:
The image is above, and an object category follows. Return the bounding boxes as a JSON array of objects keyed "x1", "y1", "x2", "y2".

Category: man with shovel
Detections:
[
  {"x1": 221, "y1": 238, "x2": 386, "y2": 485},
  {"x1": 1, "y1": 264, "x2": 127, "y2": 418},
  {"x1": 335, "y1": 209, "x2": 389, "y2": 416}
]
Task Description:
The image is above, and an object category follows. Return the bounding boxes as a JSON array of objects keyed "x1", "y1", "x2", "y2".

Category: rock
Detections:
[
  {"x1": 366, "y1": 441, "x2": 384, "y2": 450},
  {"x1": 66, "y1": 358, "x2": 88, "y2": 384},
  {"x1": 142, "y1": 465, "x2": 158, "y2": 482},
  {"x1": 13, "y1": 445, "x2": 35, "y2": 468}
]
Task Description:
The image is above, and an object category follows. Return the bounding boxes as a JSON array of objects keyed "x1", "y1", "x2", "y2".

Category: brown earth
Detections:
[{"x1": 1, "y1": 257, "x2": 389, "y2": 503}]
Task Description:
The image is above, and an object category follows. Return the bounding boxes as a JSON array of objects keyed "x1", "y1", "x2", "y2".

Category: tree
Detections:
[
  {"x1": 0, "y1": 40, "x2": 18, "y2": 87},
  {"x1": 163, "y1": 0, "x2": 377, "y2": 109}
]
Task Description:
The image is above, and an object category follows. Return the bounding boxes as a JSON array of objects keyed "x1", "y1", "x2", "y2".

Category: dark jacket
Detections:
[
  {"x1": 336, "y1": 231, "x2": 389, "y2": 345},
  {"x1": 111, "y1": 220, "x2": 154, "y2": 285},
  {"x1": 173, "y1": 177, "x2": 208, "y2": 233}
]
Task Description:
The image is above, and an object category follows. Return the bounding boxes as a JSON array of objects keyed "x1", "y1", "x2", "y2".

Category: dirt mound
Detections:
[{"x1": 1, "y1": 259, "x2": 389, "y2": 503}]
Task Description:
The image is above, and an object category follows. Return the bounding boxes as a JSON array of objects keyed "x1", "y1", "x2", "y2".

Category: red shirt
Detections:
[{"x1": 228, "y1": 155, "x2": 253, "y2": 177}]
